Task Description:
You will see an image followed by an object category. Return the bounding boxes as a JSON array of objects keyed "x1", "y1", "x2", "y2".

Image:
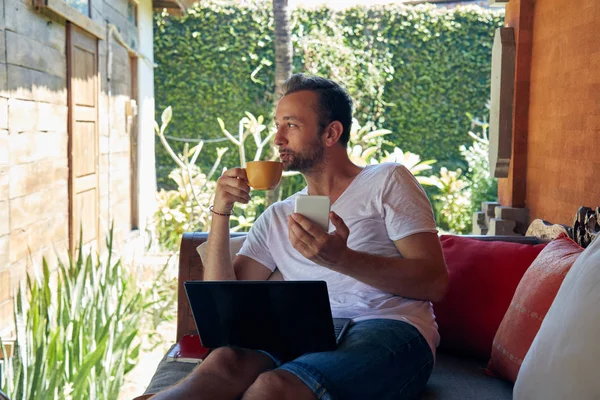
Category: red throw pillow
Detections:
[
  {"x1": 486, "y1": 237, "x2": 583, "y2": 382},
  {"x1": 434, "y1": 235, "x2": 547, "y2": 359}
]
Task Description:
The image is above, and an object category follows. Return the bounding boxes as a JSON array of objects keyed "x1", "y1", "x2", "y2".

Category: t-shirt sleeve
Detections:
[
  {"x1": 382, "y1": 164, "x2": 438, "y2": 241},
  {"x1": 236, "y1": 207, "x2": 278, "y2": 272}
]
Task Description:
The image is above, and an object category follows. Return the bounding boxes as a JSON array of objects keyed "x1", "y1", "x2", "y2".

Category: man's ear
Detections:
[{"x1": 323, "y1": 121, "x2": 344, "y2": 147}]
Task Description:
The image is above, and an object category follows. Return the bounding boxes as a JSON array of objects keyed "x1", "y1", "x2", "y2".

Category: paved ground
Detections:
[
  {"x1": 118, "y1": 322, "x2": 176, "y2": 400},
  {"x1": 117, "y1": 237, "x2": 180, "y2": 400}
]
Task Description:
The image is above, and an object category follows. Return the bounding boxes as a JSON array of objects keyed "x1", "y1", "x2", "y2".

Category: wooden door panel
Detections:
[
  {"x1": 73, "y1": 120, "x2": 96, "y2": 177},
  {"x1": 72, "y1": 47, "x2": 96, "y2": 107},
  {"x1": 74, "y1": 105, "x2": 97, "y2": 121},
  {"x1": 71, "y1": 22, "x2": 97, "y2": 49},
  {"x1": 68, "y1": 23, "x2": 99, "y2": 252},
  {"x1": 74, "y1": 189, "x2": 97, "y2": 244},
  {"x1": 74, "y1": 175, "x2": 96, "y2": 194}
]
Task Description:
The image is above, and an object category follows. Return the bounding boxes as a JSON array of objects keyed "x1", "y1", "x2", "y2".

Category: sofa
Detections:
[{"x1": 137, "y1": 228, "x2": 573, "y2": 400}]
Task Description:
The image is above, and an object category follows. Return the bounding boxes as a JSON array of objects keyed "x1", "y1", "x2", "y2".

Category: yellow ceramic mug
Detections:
[{"x1": 245, "y1": 161, "x2": 283, "y2": 190}]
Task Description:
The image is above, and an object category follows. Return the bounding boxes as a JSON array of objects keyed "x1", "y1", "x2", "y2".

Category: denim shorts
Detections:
[{"x1": 261, "y1": 319, "x2": 434, "y2": 400}]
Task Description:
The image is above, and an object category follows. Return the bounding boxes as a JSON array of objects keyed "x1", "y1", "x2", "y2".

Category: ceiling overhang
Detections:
[{"x1": 153, "y1": 0, "x2": 195, "y2": 14}]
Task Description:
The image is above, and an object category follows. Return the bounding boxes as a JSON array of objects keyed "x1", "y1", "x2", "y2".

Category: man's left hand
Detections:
[{"x1": 287, "y1": 212, "x2": 350, "y2": 269}]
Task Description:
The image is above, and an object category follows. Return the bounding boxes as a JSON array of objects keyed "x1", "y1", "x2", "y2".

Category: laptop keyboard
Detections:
[
  {"x1": 334, "y1": 325, "x2": 344, "y2": 337},
  {"x1": 332, "y1": 318, "x2": 352, "y2": 342}
]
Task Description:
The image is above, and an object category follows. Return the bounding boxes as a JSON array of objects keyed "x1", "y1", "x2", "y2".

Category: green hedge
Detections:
[{"x1": 154, "y1": 2, "x2": 504, "y2": 188}]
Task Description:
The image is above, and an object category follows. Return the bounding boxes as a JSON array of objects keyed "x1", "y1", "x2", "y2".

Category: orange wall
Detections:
[
  {"x1": 500, "y1": 0, "x2": 600, "y2": 225},
  {"x1": 524, "y1": 0, "x2": 600, "y2": 224}
]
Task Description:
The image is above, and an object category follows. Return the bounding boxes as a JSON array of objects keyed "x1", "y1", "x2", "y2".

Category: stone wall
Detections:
[
  {"x1": 472, "y1": 201, "x2": 530, "y2": 236},
  {"x1": 0, "y1": 0, "x2": 152, "y2": 335}
]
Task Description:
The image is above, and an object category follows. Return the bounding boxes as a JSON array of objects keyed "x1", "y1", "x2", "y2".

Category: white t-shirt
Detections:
[{"x1": 237, "y1": 163, "x2": 440, "y2": 356}]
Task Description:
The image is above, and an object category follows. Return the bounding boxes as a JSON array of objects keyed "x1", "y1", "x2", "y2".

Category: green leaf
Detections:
[
  {"x1": 71, "y1": 335, "x2": 108, "y2": 398},
  {"x1": 161, "y1": 106, "x2": 173, "y2": 129},
  {"x1": 362, "y1": 129, "x2": 392, "y2": 142}
]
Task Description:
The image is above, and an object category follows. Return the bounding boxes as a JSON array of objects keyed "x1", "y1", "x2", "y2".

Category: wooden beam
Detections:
[
  {"x1": 152, "y1": 0, "x2": 177, "y2": 8},
  {"x1": 497, "y1": 0, "x2": 534, "y2": 208},
  {"x1": 152, "y1": 0, "x2": 195, "y2": 12},
  {"x1": 33, "y1": 0, "x2": 106, "y2": 40},
  {"x1": 489, "y1": 27, "x2": 516, "y2": 178}
]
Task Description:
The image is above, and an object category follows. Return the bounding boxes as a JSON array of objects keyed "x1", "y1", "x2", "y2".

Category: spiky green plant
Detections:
[{"x1": 0, "y1": 227, "x2": 143, "y2": 400}]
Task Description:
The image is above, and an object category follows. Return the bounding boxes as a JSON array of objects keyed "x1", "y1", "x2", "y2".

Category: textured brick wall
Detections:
[
  {"x1": 525, "y1": 0, "x2": 600, "y2": 225},
  {"x1": 0, "y1": 0, "x2": 71, "y2": 335},
  {"x1": 0, "y1": 0, "x2": 138, "y2": 334}
]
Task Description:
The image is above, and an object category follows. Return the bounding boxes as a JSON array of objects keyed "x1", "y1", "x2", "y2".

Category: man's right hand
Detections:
[{"x1": 213, "y1": 168, "x2": 251, "y2": 214}]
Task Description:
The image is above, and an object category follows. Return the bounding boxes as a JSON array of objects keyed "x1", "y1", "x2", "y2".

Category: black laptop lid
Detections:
[{"x1": 184, "y1": 281, "x2": 337, "y2": 356}]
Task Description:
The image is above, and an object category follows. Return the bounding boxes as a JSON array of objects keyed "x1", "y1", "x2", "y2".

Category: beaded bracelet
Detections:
[{"x1": 209, "y1": 205, "x2": 233, "y2": 217}]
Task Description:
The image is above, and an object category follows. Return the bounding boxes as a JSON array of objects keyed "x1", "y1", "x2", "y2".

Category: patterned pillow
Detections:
[
  {"x1": 486, "y1": 236, "x2": 583, "y2": 382},
  {"x1": 514, "y1": 236, "x2": 600, "y2": 398}
]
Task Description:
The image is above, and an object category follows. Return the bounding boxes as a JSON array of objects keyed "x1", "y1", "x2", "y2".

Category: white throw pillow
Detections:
[
  {"x1": 196, "y1": 236, "x2": 247, "y2": 264},
  {"x1": 514, "y1": 236, "x2": 600, "y2": 400},
  {"x1": 196, "y1": 236, "x2": 282, "y2": 280}
]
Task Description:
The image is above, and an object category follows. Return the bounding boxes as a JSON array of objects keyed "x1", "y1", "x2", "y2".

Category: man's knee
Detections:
[
  {"x1": 253, "y1": 371, "x2": 290, "y2": 393},
  {"x1": 200, "y1": 347, "x2": 248, "y2": 379},
  {"x1": 243, "y1": 370, "x2": 316, "y2": 400}
]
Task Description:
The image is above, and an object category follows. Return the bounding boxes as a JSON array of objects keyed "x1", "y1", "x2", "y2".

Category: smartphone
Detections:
[{"x1": 294, "y1": 195, "x2": 331, "y2": 231}]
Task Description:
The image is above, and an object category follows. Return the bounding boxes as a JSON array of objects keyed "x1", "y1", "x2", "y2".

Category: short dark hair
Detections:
[{"x1": 280, "y1": 74, "x2": 353, "y2": 147}]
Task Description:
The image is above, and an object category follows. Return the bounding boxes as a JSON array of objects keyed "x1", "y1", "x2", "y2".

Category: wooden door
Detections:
[{"x1": 67, "y1": 23, "x2": 99, "y2": 253}]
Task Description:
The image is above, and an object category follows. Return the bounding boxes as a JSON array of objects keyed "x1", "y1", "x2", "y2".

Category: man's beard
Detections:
[{"x1": 281, "y1": 141, "x2": 324, "y2": 173}]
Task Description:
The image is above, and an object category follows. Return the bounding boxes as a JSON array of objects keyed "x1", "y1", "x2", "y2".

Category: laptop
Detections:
[{"x1": 184, "y1": 280, "x2": 352, "y2": 357}]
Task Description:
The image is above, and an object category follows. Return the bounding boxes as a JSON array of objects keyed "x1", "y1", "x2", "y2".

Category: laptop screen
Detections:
[{"x1": 184, "y1": 280, "x2": 337, "y2": 357}]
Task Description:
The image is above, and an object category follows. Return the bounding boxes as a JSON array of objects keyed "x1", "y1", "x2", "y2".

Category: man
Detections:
[{"x1": 152, "y1": 74, "x2": 448, "y2": 400}]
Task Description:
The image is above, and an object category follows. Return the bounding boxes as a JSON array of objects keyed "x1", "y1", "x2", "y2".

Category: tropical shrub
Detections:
[
  {"x1": 461, "y1": 113, "x2": 497, "y2": 215},
  {"x1": 141, "y1": 256, "x2": 178, "y2": 349},
  {"x1": 347, "y1": 118, "x2": 392, "y2": 166},
  {"x1": 0, "y1": 229, "x2": 143, "y2": 400},
  {"x1": 431, "y1": 112, "x2": 497, "y2": 233},
  {"x1": 153, "y1": 107, "x2": 226, "y2": 250},
  {"x1": 431, "y1": 167, "x2": 472, "y2": 233},
  {"x1": 153, "y1": 109, "x2": 277, "y2": 250}
]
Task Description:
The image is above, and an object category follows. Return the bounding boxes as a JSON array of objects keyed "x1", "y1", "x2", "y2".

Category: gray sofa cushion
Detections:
[
  {"x1": 143, "y1": 347, "x2": 512, "y2": 399},
  {"x1": 421, "y1": 352, "x2": 513, "y2": 400},
  {"x1": 143, "y1": 345, "x2": 197, "y2": 395}
]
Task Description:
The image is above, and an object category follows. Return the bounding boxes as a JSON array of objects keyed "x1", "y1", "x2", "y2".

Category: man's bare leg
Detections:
[
  {"x1": 242, "y1": 370, "x2": 317, "y2": 400},
  {"x1": 150, "y1": 347, "x2": 275, "y2": 400}
]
